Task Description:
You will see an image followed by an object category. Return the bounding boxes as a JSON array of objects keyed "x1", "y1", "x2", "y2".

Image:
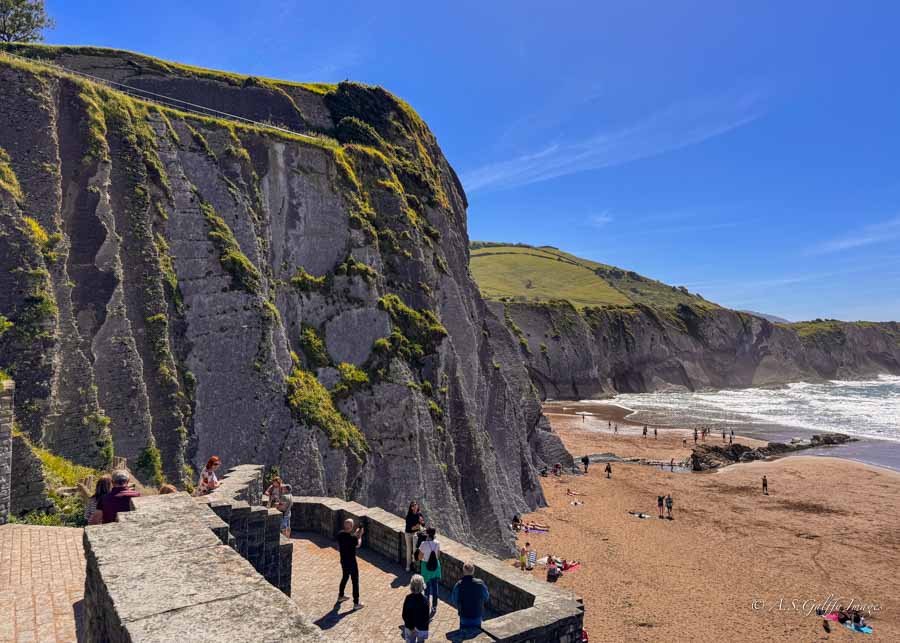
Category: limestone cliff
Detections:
[
  {"x1": 0, "y1": 45, "x2": 569, "y2": 553},
  {"x1": 494, "y1": 300, "x2": 900, "y2": 399}
]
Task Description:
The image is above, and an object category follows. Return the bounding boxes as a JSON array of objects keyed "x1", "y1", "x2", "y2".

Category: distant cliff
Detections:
[
  {"x1": 492, "y1": 300, "x2": 900, "y2": 399},
  {"x1": 0, "y1": 45, "x2": 570, "y2": 553}
]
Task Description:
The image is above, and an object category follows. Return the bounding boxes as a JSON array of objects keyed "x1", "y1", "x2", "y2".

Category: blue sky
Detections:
[{"x1": 45, "y1": 1, "x2": 900, "y2": 321}]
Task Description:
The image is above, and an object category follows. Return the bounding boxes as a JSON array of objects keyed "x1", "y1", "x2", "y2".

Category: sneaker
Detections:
[
  {"x1": 337, "y1": 595, "x2": 349, "y2": 603},
  {"x1": 353, "y1": 602, "x2": 365, "y2": 611}
]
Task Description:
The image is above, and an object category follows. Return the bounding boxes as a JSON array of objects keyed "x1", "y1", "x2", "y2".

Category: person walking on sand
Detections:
[
  {"x1": 614, "y1": 423, "x2": 618, "y2": 434},
  {"x1": 670, "y1": 458, "x2": 675, "y2": 470},
  {"x1": 336, "y1": 518, "x2": 365, "y2": 610},
  {"x1": 581, "y1": 455, "x2": 589, "y2": 473},
  {"x1": 657, "y1": 494, "x2": 665, "y2": 518},
  {"x1": 762, "y1": 475, "x2": 769, "y2": 495},
  {"x1": 654, "y1": 427, "x2": 657, "y2": 439},
  {"x1": 665, "y1": 494, "x2": 674, "y2": 519},
  {"x1": 605, "y1": 462, "x2": 612, "y2": 479},
  {"x1": 693, "y1": 428, "x2": 698, "y2": 444},
  {"x1": 722, "y1": 429, "x2": 726, "y2": 442},
  {"x1": 729, "y1": 434, "x2": 734, "y2": 445},
  {"x1": 643, "y1": 425, "x2": 647, "y2": 438}
]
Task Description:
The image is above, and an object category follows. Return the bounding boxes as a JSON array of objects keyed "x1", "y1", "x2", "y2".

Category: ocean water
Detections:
[
  {"x1": 602, "y1": 374, "x2": 900, "y2": 470},
  {"x1": 611, "y1": 375, "x2": 900, "y2": 443}
]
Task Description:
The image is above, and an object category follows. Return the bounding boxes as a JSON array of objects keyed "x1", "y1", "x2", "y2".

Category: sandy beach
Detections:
[{"x1": 514, "y1": 407, "x2": 900, "y2": 641}]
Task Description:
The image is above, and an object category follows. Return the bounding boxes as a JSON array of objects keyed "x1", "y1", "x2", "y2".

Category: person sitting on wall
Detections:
[
  {"x1": 93, "y1": 470, "x2": 140, "y2": 524},
  {"x1": 450, "y1": 562, "x2": 490, "y2": 633},
  {"x1": 196, "y1": 456, "x2": 221, "y2": 495}
]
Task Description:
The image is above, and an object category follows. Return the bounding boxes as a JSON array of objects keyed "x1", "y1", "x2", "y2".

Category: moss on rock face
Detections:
[
  {"x1": 299, "y1": 323, "x2": 330, "y2": 369},
  {"x1": 285, "y1": 367, "x2": 367, "y2": 455},
  {"x1": 0, "y1": 147, "x2": 23, "y2": 201},
  {"x1": 331, "y1": 362, "x2": 369, "y2": 398},
  {"x1": 290, "y1": 266, "x2": 327, "y2": 292},
  {"x1": 200, "y1": 201, "x2": 261, "y2": 294},
  {"x1": 377, "y1": 294, "x2": 447, "y2": 357}
]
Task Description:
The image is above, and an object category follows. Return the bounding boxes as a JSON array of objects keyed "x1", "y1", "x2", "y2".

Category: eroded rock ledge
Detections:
[{"x1": 690, "y1": 433, "x2": 856, "y2": 471}]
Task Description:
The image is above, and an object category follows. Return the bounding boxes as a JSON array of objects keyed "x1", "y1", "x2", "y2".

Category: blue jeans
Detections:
[{"x1": 425, "y1": 578, "x2": 439, "y2": 609}]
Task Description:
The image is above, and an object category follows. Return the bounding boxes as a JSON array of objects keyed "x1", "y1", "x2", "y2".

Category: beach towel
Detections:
[
  {"x1": 628, "y1": 511, "x2": 651, "y2": 519},
  {"x1": 524, "y1": 526, "x2": 550, "y2": 533},
  {"x1": 843, "y1": 622, "x2": 873, "y2": 634},
  {"x1": 562, "y1": 562, "x2": 582, "y2": 572}
]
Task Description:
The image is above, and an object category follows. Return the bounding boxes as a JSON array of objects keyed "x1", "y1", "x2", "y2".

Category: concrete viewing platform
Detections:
[
  {"x1": 0, "y1": 524, "x2": 85, "y2": 642},
  {"x1": 1, "y1": 465, "x2": 584, "y2": 642}
]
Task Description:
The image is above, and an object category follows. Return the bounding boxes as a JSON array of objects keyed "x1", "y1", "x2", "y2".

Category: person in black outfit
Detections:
[
  {"x1": 337, "y1": 518, "x2": 364, "y2": 610},
  {"x1": 581, "y1": 455, "x2": 589, "y2": 473},
  {"x1": 402, "y1": 574, "x2": 431, "y2": 642},
  {"x1": 762, "y1": 475, "x2": 768, "y2": 495},
  {"x1": 404, "y1": 501, "x2": 425, "y2": 572}
]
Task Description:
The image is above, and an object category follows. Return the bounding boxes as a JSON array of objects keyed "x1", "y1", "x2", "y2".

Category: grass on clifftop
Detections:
[{"x1": 470, "y1": 243, "x2": 715, "y2": 309}]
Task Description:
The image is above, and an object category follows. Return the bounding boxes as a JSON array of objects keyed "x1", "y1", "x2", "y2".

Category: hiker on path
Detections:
[
  {"x1": 665, "y1": 494, "x2": 674, "y2": 519},
  {"x1": 418, "y1": 527, "x2": 442, "y2": 613},
  {"x1": 604, "y1": 462, "x2": 612, "y2": 479},
  {"x1": 762, "y1": 475, "x2": 769, "y2": 495},
  {"x1": 402, "y1": 574, "x2": 430, "y2": 643},
  {"x1": 337, "y1": 518, "x2": 364, "y2": 610},
  {"x1": 581, "y1": 455, "x2": 589, "y2": 473},
  {"x1": 405, "y1": 501, "x2": 425, "y2": 572},
  {"x1": 451, "y1": 562, "x2": 490, "y2": 633}
]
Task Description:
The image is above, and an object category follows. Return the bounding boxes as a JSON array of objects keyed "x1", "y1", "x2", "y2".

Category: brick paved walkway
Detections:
[
  {"x1": 0, "y1": 524, "x2": 85, "y2": 642},
  {"x1": 291, "y1": 532, "x2": 490, "y2": 642}
]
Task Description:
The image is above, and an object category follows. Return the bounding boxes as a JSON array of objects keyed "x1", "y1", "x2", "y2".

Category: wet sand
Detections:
[{"x1": 514, "y1": 409, "x2": 900, "y2": 641}]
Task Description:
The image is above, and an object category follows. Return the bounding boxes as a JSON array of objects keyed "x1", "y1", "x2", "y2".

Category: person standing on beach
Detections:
[
  {"x1": 762, "y1": 475, "x2": 768, "y2": 495},
  {"x1": 654, "y1": 427, "x2": 658, "y2": 439},
  {"x1": 643, "y1": 425, "x2": 647, "y2": 438},
  {"x1": 722, "y1": 429, "x2": 726, "y2": 442},
  {"x1": 693, "y1": 428, "x2": 698, "y2": 444},
  {"x1": 337, "y1": 518, "x2": 364, "y2": 610},
  {"x1": 665, "y1": 494, "x2": 674, "y2": 519},
  {"x1": 605, "y1": 462, "x2": 612, "y2": 479},
  {"x1": 657, "y1": 495, "x2": 664, "y2": 518},
  {"x1": 729, "y1": 434, "x2": 733, "y2": 445},
  {"x1": 581, "y1": 455, "x2": 590, "y2": 473},
  {"x1": 614, "y1": 424, "x2": 618, "y2": 434}
]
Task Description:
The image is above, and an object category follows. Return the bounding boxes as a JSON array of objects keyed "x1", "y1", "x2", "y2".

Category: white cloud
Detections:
[
  {"x1": 461, "y1": 88, "x2": 767, "y2": 192},
  {"x1": 588, "y1": 212, "x2": 613, "y2": 227},
  {"x1": 808, "y1": 215, "x2": 900, "y2": 255}
]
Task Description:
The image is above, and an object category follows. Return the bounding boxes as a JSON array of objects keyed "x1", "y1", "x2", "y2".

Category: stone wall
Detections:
[
  {"x1": 10, "y1": 433, "x2": 52, "y2": 516},
  {"x1": 292, "y1": 496, "x2": 585, "y2": 642},
  {"x1": 82, "y1": 466, "x2": 318, "y2": 642},
  {"x1": 0, "y1": 380, "x2": 12, "y2": 524}
]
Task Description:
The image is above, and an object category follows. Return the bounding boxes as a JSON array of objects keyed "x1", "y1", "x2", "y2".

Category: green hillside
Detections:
[{"x1": 469, "y1": 242, "x2": 714, "y2": 309}]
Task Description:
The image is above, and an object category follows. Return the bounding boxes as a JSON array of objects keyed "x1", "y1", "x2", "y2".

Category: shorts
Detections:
[{"x1": 281, "y1": 511, "x2": 291, "y2": 531}]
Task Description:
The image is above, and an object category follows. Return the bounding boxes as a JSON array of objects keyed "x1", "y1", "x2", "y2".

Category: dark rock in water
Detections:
[
  {"x1": 691, "y1": 433, "x2": 856, "y2": 470},
  {"x1": 810, "y1": 433, "x2": 855, "y2": 447}
]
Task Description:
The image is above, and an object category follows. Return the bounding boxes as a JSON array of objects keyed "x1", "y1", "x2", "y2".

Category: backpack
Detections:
[{"x1": 426, "y1": 546, "x2": 438, "y2": 571}]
